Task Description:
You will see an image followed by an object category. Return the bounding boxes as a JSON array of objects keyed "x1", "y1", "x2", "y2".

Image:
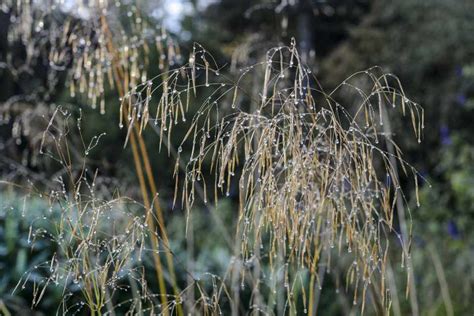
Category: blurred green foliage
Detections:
[{"x1": 0, "y1": 193, "x2": 62, "y2": 315}]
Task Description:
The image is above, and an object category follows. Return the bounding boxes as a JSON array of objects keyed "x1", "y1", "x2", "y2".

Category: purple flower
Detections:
[
  {"x1": 455, "y1": 66, "x2": 463, "y2": 78},
  {"x1": 447, "y1": 220, "x2": 460, "y2": 239},
  {"x1": 440, "y1": 125, "x2": 451, "y2": 146},
  {"x1": 456, "y1": 93, "x2": 467, "y2": 106}
]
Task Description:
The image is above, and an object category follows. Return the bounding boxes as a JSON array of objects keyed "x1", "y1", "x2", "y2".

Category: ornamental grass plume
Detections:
[{"x1": 124, "y1": 39, "x2": 424, "y2": 314}]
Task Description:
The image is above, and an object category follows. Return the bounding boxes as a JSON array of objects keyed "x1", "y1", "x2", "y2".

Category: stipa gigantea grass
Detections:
[
  {"x1": 6, "y1": 108, "x2": 241, "y2": 315},
  {"x1": 8, "y1": 108, "x2": 151, "y2": 315},
  {"x1": 4, "y1": 2, "x2": 186, "y2": 313},
  {"x1": 7, "y1": 189, "x2": 233, "y2": 315},
  {"x1": 123, "y1": 39, "x2": 425, "y2": 313},
  {"x1": 4, "y1": 0, "x2": 181, "y2": 114}
]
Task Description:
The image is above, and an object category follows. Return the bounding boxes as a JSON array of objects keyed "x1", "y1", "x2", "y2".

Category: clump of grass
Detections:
[
  {"x1": 3, "y1": 4, "x2": 185, "y2": 311},
  {"x1": 8, "y1": 108, "x2": 154, "y2": 315},
  {"x1": 3, "y1": 1, "x2": 426, "y2": 313},
  {"x1": 6, "y1": 109, "x2": 237, "y2": 315},
  {"x1": 125, "y1": 39, "x2": 424, "y2": 313}
]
